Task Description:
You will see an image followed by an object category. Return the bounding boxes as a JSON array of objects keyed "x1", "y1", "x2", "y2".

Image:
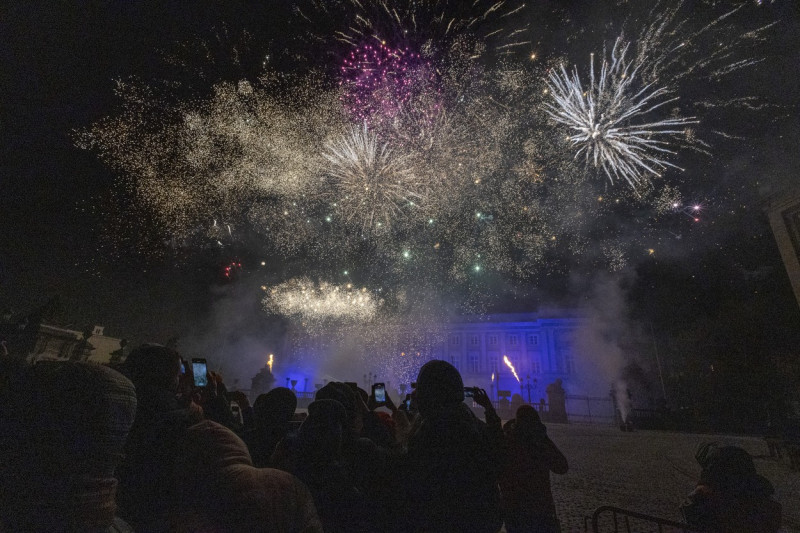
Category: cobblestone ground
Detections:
[{"x1": 544, "y1": 424, "x2": 800, "y2": 532}]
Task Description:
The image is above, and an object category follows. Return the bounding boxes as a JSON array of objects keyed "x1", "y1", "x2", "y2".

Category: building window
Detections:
[
  {"x1": 565, "y1": 351, "x2": 575, "y2": 375},
  {"x1": 468, "y1": 352, "x2": 480, "y2": 374},
  {"x1": 449, "y1": 353, "x2": 460, "y2": 370},
  {"x1": 527, "y1": 334, "x2": 538, "y2": 346},
  {"x1": 469, "y1": 335, "x2": 480, "y2": 346},
  {"x1": 487, "y1": 352, "x2": 499, "y2": 373},
  {"x1": 530, "y1": 353, "x2": 541, "y2": 374},
  {"x1": 487, "y1": 334, "x2": 499, "y2": 346},
  {"x1": 508, "y1": 334, "x2": 519, "y2": 346},
  {"x1": 449, "y1": 334, "x2": 461, "y2": 346}
]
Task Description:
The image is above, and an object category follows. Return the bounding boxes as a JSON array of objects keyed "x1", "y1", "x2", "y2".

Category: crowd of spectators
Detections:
[{"x1": 0, "y1": 342, "x2": 784, "y2": 532}]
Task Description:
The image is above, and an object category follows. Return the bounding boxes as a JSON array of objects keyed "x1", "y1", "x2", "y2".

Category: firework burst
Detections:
[
  {"x1": 263, "y1": 278, "x2": 382, "y2": 325},
  {"x1": 545, "y1": 38, "x2": 697, "y2": 188},
  {"x1": 79, "y1": 0, "x2": 780, "y2": 319},
  {"x1": 322, "y1": 123, "x2": 427, "y2": 232},
  {"x1": 340, "y1": 42, "x2": 436, "y2": 126}
]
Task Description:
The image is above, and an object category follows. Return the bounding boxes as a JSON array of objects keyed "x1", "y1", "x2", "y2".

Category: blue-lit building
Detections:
[
  {"x1": 415, "y1": 312, "x2": 585, "y2": 401},
  {"x1": 284, "y1": 311, "x2": 589, "y2": 401}
]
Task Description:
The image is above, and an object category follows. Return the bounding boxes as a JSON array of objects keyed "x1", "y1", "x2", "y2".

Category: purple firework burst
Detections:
[{"x1": 340, "y1": 42, "x2": 436, "y2": 127}]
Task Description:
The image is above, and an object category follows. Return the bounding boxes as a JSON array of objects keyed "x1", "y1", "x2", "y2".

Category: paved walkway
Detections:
[{"x1": 545, "y1": 424, "x2": 800, "y2": 532}]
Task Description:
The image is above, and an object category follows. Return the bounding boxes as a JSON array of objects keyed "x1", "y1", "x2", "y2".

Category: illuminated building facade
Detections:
[
  {"x1": 405, "y1": 313, "x2": 584, "y2": 401},
  {"x1": 283, "y1": 312, "x2": 586, "y2": 401}
]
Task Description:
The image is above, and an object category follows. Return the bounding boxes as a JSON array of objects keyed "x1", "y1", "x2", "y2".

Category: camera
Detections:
[{"x1": 464, "y1": 387, "x2": 480, "y2": 398}]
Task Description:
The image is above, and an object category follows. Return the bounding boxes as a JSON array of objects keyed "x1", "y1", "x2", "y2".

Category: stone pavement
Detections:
[{"x1": 544, "y1": 424, "x2": 800, "y2": 532}]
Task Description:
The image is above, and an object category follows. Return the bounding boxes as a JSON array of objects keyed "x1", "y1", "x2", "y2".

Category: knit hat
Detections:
[{"x1": 0, "y1": 361, "x2": 137, "y2": 531}]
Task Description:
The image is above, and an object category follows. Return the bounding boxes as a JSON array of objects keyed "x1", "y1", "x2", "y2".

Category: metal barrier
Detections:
[
  {"x1": 584, "y1": 506, "x2": 701, "y2": 533},
  {"x1": 565, "y1": 395, "x2": 616, "y2": 426}
]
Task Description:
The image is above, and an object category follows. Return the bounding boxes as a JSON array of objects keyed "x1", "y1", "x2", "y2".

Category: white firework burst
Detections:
[
  {"x1": 262, "y1": 278, "x2": 381, "y2": 325},
  {"x1": 322, "y1": 123, "x2": 424, "y2": 231},
  {"x1": 545, "y1": 38, "x2": 697, "y2": 188}
]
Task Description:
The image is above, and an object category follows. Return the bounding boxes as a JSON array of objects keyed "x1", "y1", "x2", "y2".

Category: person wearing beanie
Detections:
[
  {"x1": 499, "y1": 405, "x2": 568, "y2": 533},
  {"x1": 681, "y1": 442, "x2": 782, "y2": 532},
  {"x1": 400, "y1": 360, "x2": 504, "y2": 533},
  {"x1": 0, "y1": 360, "x2": 137, "y2": 532},
  {"x1": 272, "y1": 382, "x2": 396, "y2": 530},
  {"x1": 175, "y1": 418, "x2": 323, "y2": 532}
]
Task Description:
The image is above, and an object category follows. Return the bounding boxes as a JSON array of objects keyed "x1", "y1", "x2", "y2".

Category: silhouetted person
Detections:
[
  {"x1": 0, "y1": 360, "x2": 137, "y2": 532},
  {"x1": 116, "y1": 345, "x2": 202, "y2": 529},
  {"x1": 400, "y1": 360, "x2": 504, "y2": 533},
  {"x1": 118, "y1": 344, "x2": 322, "y2": 532},
  {"x1": 290, "y1": 399, "x2": 375, "y2": 532},
  {"x1": 244, "y1": 387, "x2": 298, "y2": 467},
  {"x1": 681, "y1": 442, "x2": 781, "y2": 532},
  {"x1": 499, "y1": 405, "x2": 568, "y2": 533}
]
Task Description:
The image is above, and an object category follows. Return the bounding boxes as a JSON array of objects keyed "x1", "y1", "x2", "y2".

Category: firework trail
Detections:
[
  {"x1": 294, "y1": 0, "x2": 531, "y2": 58},
  {"x1": 340, "y1": 42, "x2": 436, "y2": 127},
  {"x1": 503, "y1": 355, "x2": 521, "y2": 382}
]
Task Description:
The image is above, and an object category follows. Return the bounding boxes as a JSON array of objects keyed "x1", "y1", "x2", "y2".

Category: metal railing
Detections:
[{"x1": 584, "y1": 506, "x2": 701, "y2": 533}]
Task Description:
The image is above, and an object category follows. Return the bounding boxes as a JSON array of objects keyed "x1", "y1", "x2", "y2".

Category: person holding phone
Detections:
[
  {"x1": 400, "y1": 360, "x2": 504, "y2": 533},
  {"x1": 117, "y1": 344, "x2": 323, "y2": 532},
  {"x1": 360, "y1": 383, "x2": 399, "y2": 449},
  {"x1": 117, "y1": 345, "x2": 204, "y2": 529}
]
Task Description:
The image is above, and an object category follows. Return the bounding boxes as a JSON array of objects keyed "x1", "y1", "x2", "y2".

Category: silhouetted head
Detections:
[
  {"x1": 415, "y1": 360, "x2": 464, "y2": 416},
  {"x1": 514, "y1": 404, "x2": 546, "y2": 439},
  {"x1": 122, "y1": 344, "x2": 182, "y2": 392},
  {"x1": 696, "y1": 442, "x2": 774, "y2": 497},
  {"x1": 253, "y1": 387, "x2": 297, "y2": 429},
  {"x1": 299, "y1": 399, "x2": 347, "y2": 462},
  {"x1": 316, "y1": 382, "x2": 364, "y2": 436}
]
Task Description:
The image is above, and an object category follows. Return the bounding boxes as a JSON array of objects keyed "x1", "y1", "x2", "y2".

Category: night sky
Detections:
[{"x1": 2, "y1": 0, "x2": 799, "y2": 351}]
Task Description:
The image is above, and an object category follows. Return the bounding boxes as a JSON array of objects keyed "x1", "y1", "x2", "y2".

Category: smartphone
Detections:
[
  {"x1": 230, "y1": 401, "x2": 243, "y2": 424},
  {"x1": 404, "y1": 398, "x2": 412, "y2": 410},
  {"x1": 192, "y1": 358, "x2": 208, "y2": 387},
  {"x1": 464, "y1": 387, "x2": 475, "y2": 398},
  {"x1": 372, "y1": 382, "x2": 386, "y2": 404}
]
